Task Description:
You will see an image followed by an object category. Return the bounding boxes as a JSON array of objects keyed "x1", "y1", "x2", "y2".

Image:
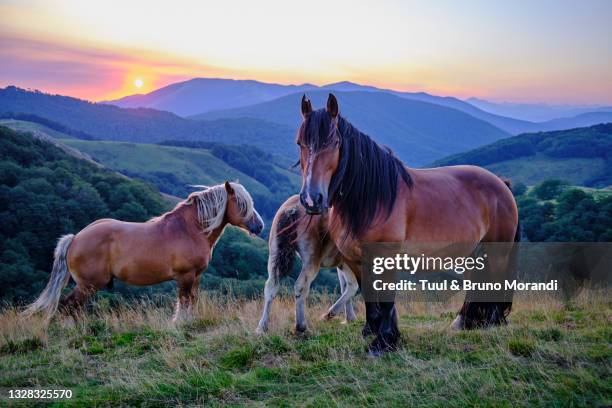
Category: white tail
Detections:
[{"x1": 23, "y1": 234, "x2": 74, "y2": 320}]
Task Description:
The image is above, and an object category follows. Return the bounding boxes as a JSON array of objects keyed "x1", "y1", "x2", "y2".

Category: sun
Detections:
[{"x1": 134, "y1": 78, "x2": 144, "y2": 88}]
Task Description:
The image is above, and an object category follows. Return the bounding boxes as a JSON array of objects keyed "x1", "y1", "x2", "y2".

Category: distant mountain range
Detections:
[
  {"x1": 106, "y1": 78, "x2": 316, "y2": 116},
  {"x1": 106, "y1": 78, "x2": 612, "y2": 135},
  {"x1": 0, "y1": 86, "x2": 510, "y2": 166},
  {"x1": 466, "y1": 97, "x2": 612, "y2": 122},
  {"x1": 194, "y1": 90, "x2": 511, "y2": 165},
  {"x1": 433, "y1": 123, "x2": 612, "y2": 187}
]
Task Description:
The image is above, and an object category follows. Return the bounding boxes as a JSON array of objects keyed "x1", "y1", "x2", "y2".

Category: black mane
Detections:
[{"x1": 299, "y1": 109, "x2": 411, "y2": 239}]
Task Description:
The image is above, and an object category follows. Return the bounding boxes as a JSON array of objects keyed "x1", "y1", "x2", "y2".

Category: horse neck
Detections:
[
  {"x1": 206, "y1": 219, "x2": 228, "y2": 247},
  {"x1": 169, "y1": 201, "x2": 228, "y2": 247}
]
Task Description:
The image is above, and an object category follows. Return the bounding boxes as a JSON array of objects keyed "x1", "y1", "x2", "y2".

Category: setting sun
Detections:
[{"x1": 134, "y1": 78, "x2": 144, "y2": 88}]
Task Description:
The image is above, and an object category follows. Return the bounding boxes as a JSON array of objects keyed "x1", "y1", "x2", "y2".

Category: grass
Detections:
[
  {"x1": 0, "y1": 291, "x2": 610, "y2": 406},
  {"x1": 61, "y1": 139, "x2": 299, "y2": 197}
]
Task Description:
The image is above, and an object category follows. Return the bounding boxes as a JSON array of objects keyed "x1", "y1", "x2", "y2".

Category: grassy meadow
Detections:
[{"x1": 1, "y1": 290, "x2": 610, "y2": 407}]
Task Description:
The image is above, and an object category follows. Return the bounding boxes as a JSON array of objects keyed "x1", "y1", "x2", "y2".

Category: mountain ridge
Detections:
[{"x1": 432, "y1": 123, "x2": 612, "y2": 187}]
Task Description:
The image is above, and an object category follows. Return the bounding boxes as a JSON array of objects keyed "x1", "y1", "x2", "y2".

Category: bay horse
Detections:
[
  {"x1": 256, "y1": 194, "x2": 358, "y2": 334},
  {"x1": 297, "y1": 94, "x2": 519, "y2": 355},
  {"x1": 25, "y1": 181, "x2": 264, "y2": 321}
]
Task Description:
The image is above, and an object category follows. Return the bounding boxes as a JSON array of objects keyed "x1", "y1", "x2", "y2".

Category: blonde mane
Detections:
[{"x1": 186, "y1": 182, "x2": 254, "y2": 234}]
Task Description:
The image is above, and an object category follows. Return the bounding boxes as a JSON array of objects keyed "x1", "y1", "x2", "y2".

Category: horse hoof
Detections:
[
  {"x1": 319, "y1": 312, "x2": 334, "y2": 321},
  {"x1": 294, "y1": 324, "x2": 308, "y2": 335},
  {"x1": 367, "y1": 349, "x2": 384, "y2": 358},
  {"x1": 255, "y1": 326, "x2": 267, "y2": 335},
  {"x1": 450, "y1": 315, "x2": 464, "y2": 331}
]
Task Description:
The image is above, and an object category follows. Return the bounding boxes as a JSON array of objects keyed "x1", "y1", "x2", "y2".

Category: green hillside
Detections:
[
  {"x1": 0, "y1": 119, "x2": 301, "y2": 220},
  {"x1": 433, "y1": 124, "x2": 612, "y2": 187},
  {"x1": 0, "y1": 125, "x2": 169, "y2": 301},
  {"x1": 61, "y1": 140, "x2": 300, "y2": 219},
  {"x1": 192, "y1": 90, "x2": 510, "y2": 166},
  {"x1": 0, "y1": 118, "x2": 81, "y2": 140}
]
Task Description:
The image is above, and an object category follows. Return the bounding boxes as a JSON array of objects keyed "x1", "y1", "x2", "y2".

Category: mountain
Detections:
[
  {"x1": 105, "y1": 78, "x2": 316, "y2": 116},
  {"x1": 466, "y1": 97, "x2": 612, "y2": 122},
  {"x1": 433, "y1": 123, "x2": 612, "y2": 187},
  {"x1": 0, "y1": 86, "x2": 511, "y2": 165},
  {"x1": 321, "y1": 82, "x2": 612, "y2": 135},
  {"x1": 536, "y1": 112, "x2": 612, "y2": 132},
  {"x1": 191, "y1": 90, "x2": 510, "y2": 166},
  {"x1": 106, "y1": 77, "x2": 612, "y2": 136},
  {"x1": 319, "y1": 81, "x2": 537, "y2": 135},
  {"x1": 0, "y1": 86, "x2": 296, "y2": 157}
]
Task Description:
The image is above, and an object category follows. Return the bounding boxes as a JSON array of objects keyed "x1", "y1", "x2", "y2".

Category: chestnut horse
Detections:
[
  {"x1": 25, "y1": 182, "x2": 264, "y2": 321},
  {"x1": 256, "y1": 194, "x2": 358, "y2": 334},
  {"x1": 297, "y1": 94, "x2": 519, "y2": 355}
]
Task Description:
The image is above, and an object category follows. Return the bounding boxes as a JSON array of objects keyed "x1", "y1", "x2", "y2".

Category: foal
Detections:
[
  {"x1": 25, "y1": 182, "x2": 264, "y2": 321},
  {"x1": 257, "y1": 195, "x2": 358, "y2": 334}
]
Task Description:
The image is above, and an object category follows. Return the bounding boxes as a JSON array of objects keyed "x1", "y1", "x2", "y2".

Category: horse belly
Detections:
[{"x1": 111, "y1": 247, "x2": 174, "y2": 286}]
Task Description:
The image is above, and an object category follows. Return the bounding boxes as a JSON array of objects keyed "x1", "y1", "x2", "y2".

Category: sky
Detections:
[{"x1": 1, "y1": 0, "x2": 611, "y2": 104}]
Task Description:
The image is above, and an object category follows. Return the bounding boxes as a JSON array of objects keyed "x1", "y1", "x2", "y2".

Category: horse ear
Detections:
[
  {"x1": 301, "y1": 94, "x2": 312, "y2": 118},
  {"x1": 224, "y1": 181, "x2": 235, "y2": 195},
  {"x1": 326, "y1": 93, "x2": 339, "y2": 118}
]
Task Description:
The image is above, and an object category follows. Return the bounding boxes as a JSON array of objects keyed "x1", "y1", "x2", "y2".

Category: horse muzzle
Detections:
[
  {"x1": 300, "y1": 192, "x2": 327, "y2": 215},
  {"x1": 246, "y1": 211, "x2": 265, "y2": 236}
]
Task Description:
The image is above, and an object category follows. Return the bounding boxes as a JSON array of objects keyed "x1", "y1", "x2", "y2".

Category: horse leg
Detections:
[
  {"x1": 59, "y1": 285, "x2": 94, "y2": 317},
  {"x1": 454, "y1": 245, "x2": 517, "y2": 330},
  {"x1": 190, "y1": 273, "x2": 201, "y2": 312},
  {"x1": 322, "y1": 265, "x2": 358, "y2": 322},
  {"x1": 294, "y1": 261, "x2": 320, "y2": 334},
  {"x1": 257, "y1": 270, "x2": 280, "y2": 334},
  {"x1": 368, "y1": 301, "x2": 400, "y2": 356},
  {"x1": 173, "y1": 272, "x2": 196, "y2": 322},
  {"x1": 362, "y1": 301, "x2": 382, "y2": 337}
]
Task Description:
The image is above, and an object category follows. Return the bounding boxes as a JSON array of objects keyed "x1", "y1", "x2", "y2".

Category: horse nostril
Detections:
[{"x1": 316, "y1": 194, "x2": 323, "y2": 206}]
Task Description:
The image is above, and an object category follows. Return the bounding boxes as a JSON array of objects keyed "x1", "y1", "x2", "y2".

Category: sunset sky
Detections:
[{"x1": 1, "y1": 0, "x2": 611, "y2": 104}]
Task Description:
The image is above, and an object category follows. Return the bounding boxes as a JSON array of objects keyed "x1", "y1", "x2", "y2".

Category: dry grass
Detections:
[{"x1": 0, "y1": 290, "x2": 610, "y2": 406}]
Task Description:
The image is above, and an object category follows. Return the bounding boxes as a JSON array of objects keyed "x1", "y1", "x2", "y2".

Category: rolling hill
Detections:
[
  {"x1": 0, "y1": 86, "x2": 296, "y2": 157},
  {"x1": 106, "y1": 78, "x2": 316, "y2": 116},
  {"x1": 61, "y1": 140, "x2": 285, "y2": 195},
  {"x1": 192, "y1": 90, "x2": 511, "y2": 166},
  {"x1": 433, "y1": 123, "x2": 612, "y2": 187},
  {"x1": 0, "y1": 118, "x2": 300, "y2": 220}
]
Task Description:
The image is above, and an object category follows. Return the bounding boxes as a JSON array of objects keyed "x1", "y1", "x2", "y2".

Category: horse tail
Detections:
[
  {"x1": 23, "y1": 234, "x2": 74, "y2": 319},
  {"x1": 270, "y1": 207, "x2": 299, "y2": 280}
]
